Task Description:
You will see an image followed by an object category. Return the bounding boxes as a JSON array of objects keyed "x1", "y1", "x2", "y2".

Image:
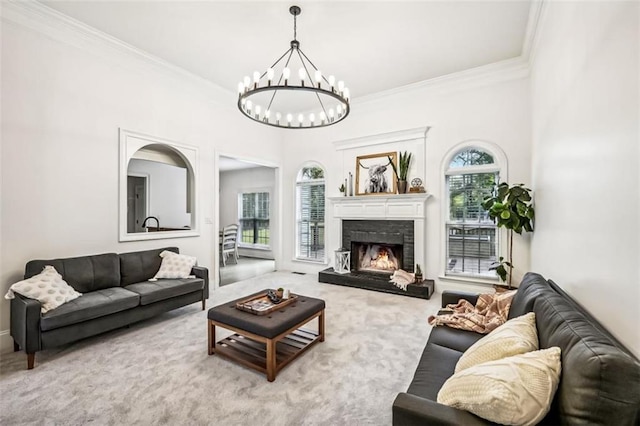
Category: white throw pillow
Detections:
[
  {"x1": 455, "y1": 312, "x2": 538, "y2": 373},
  {"x1": 4, "y1": 265, "x2": 82, "y2": 313},
  {"x1": 438, "y1": 347, "x2": 562, "y2": 426},
  {"x1": 153, "y1": 250, "x2": 196, "y2": 279}
]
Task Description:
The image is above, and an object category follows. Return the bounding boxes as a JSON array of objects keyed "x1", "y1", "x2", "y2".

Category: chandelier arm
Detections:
[
  {"x1": 298, "y1": 48, "x2": 334, "y2": 86},
  {"x1": 297, "y1": 48, "x2": 330, "y2": 118},
  {"x1": 266, "y1": 48, "x2": 296, "y2": 111},
  {"x1": 262, "y1": 47, "x2": 295, "y2": 79}
]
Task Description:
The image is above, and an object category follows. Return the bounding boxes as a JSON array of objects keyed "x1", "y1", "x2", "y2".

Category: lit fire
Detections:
[{"x1": 370, "y1": 249, "x2": 396, "y2": 270}]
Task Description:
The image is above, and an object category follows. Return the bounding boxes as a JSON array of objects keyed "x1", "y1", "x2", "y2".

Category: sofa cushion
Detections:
[
  {"x1": 6, "y1": 266, "x2": 82, "y2": 313},
  {"x1": 455, "y1": 312, "x2": 538, "y2": 373},
  {"x1": 124, "y1": 278, "x2": 203, "y2": 305},
  {"x1": 153, "y1": 250, "x2": 197, "y2": 279},
  {"x1": 40, "y1": 287, "x2": 140, "y2": 331},
  {"x1": 533, "y1": 289, "x2": 640, "y2": 425},
  {"x1": 427, "y1": 325, "x2": 485, "y2": 353},
  {"x1": 438, "y1": 347, "x2": 562, "y2": 426},
  {"x1": 119, "y1": 247, "x2": 178, "y2": 286},
  {"x1": 25, "y1": 253, "x2": 120, "y2": 293},
  {"x1": 406, "y1": 343, "x2": 464, "y2": 401},
  {"x1": 508, "y1": 272, "x2": 547, "y2": 319}
]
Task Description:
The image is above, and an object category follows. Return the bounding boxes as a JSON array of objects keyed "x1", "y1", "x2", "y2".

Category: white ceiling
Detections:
[{"x1": 40, "y1": 1, "x2": 532, "y2": 101}]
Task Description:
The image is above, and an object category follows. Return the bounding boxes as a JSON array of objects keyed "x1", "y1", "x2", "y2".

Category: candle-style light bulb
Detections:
[
  {"x1": 298, "y1": 113, "x2": 304, "y2": 125},
  {"x1": 237, "y1": 82, "x2": 244, "y2": 94},
  {"x1": 266, "y1": 68, "x2": 274, "y2": 85},
  {"x1": 253, "y1": 71, "x2": 260, "y2": 84},
  {"x1": 338, "y1": 80, "x2": 345, "y2": 94},
  {"x1": 328, "y1": 75, "x2": 336, "y2": 90},
  {"x1": 320, "y1": 111, "x2": 326, "y2": 124},
  {"x1": 255, "y1": 105, "x2": 261, "y2": 119},
  {"x1": 314, "y1": 70, "x2": 322, "y2": 88},
  {"x1": 246, "y1": 100, "x2": 253, "y2": 113},
  {"x1": 283, "y1": 67, "x2": 291, "y2": 85},
  {"x1": 343, "y1": 88, "x2": 350, "y2": 101},
  {"x1": 337, "y1": 104, "x2": 343, "y2": 117},
  {"x1": 287, "y1": 113, "x2": 293, "y2": 127},
  {"x1": 309, "y1": 113, "x2": 315, "y2": 126},
  {"x1": 276, "y1": 112, "x2": 282, "y2": 125},
  {"x1": 299, "y1": 68, "x2": 306, "y2": 86},
  {"x1": 328, "y1": 108, "x2": 335, "y2": 122},
  {"x1": 244, "y1": 76, "x2": 251, "y2": 88},
  {"x1": 265, "y1": 109, "x2": 271, "y2": 119}
]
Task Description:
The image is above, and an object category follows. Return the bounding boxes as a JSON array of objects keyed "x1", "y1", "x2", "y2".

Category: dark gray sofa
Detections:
[
  {"x1": 10, "y1": 247, "x2": 209, "y2": 369},
  {"x1": 393, "y1": 272, "x2": 640, "y2": 425}
]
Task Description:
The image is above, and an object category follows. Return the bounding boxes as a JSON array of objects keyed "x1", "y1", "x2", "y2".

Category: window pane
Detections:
[
  {"x1": 300, "y1": 167, "x2": 324, "y2": 180},
  {"x1": 448, "y1": 172, "x2": 496, "y2": 222},
  {"x1": 449, "y1": 149, "x2": 494, "y2": 168},
  {"x1": 447, "y1": 225, "x2": 497, "y2": 276},
  {"x1": 238, "y1": 192, "x2": 270, "y2": 246},
  {"x1": 296, "y1": 175, "x2": 325, "y2": 261}
]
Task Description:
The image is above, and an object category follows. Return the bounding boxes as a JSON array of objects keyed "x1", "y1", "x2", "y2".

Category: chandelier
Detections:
[{"x1": 237, "y1": 5, "x2": 350, "y2": 129}]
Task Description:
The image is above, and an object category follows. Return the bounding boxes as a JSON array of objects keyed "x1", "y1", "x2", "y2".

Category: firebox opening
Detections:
[{"x1": 353, "y1": 243, "x2": 403, "y2": 274}]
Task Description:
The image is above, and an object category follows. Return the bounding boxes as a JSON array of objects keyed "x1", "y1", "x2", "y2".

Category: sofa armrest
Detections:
[
  {"x1": 441, "y1": 290, "x2": 479, "y2": 308},
  {"x1": 191, "y1": 266, "x2": 209, "y2": 299},
  {"x1": 392, "y1": 393, "x2": 488, "y2": 426},
  {"x1": 10, "y1": 294, "x2": 42, "y2": 353}
]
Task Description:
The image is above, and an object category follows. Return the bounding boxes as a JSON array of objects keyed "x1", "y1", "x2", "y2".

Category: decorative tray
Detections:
[{"x1": 235, "y1": 291, "x2": 298, "y2": 316}]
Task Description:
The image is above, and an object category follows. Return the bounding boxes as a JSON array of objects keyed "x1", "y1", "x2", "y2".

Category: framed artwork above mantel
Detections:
[{"x1": 355, "y1": 152, "x2": 397, "y2": 196}]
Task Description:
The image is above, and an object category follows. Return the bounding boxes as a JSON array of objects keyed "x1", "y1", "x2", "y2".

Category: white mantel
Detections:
[{"x1": 329, "y1": 193, "x2": 431, "y2": 272}]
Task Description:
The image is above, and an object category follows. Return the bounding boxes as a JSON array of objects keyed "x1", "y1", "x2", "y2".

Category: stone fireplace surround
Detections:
[{"x1": 319, "y1": 194, "x2": 433, "y2": 299}]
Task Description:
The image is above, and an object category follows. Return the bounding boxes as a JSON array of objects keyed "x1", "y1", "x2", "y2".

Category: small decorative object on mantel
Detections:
[
  {"x1": 388, "y1": 151, "x2": 412, "y2": 194},
  {"x1": 348, "y1": 172, "x2": 354, "y2": 196},
  {"x1": 409, "y1": 177, "x2": 426, "y2": 193},
  {"x1": 339, "y1": 182, "x2": 346, "y2": 196},
  {"x1": 334, "y1": 248, "x2": 351, "y2": 274},
  {"x1": 414, "y1": 264, "x2": 423, "y2": 283}
]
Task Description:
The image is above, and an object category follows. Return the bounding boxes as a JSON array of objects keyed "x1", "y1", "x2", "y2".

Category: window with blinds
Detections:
[
  {"x1": 296, "y1": 166, "x2": 325, "y2": 262},
  {"x1": 239, "y1": 192, "x2": 270, "y2": 247},
  {"x1": 445, "y1": 148, "x2": 500, "y2": 278}
]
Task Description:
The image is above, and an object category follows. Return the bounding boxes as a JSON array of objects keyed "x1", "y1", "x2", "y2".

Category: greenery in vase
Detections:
[
  {"x1": 338, "y1": 183, "x2": 346, "y2": 193},
  {"x1": 388, "y1": 151, "x2": 413, "y2": 181},
  {"x1": 415, "y1": 264, "x2": 422, "y2": 275},
  {"x1": 481, "y1": 183, "x2": 534, "y2": 287}
]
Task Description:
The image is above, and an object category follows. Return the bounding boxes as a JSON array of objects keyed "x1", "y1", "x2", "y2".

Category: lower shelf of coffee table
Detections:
[{"x1": 215, "y1": 329, "x2": 320, "y2": 373}]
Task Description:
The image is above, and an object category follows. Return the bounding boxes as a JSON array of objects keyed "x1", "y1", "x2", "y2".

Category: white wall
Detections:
[
  {"x1": 279, "y1": 71, "x2": 533, "y2": 292},
  {"x1": 128, "y1": 159, "x2": 190, "y2": 229},
  {"x1": 530, "y1": 1, "x2": 639, "y2": 356},
  {"x1": 0, "y1": 9, "x2": 282, "y2": 352},
  {"x1": 219, "y1": 167, "x2": 277, "y2": 260}
]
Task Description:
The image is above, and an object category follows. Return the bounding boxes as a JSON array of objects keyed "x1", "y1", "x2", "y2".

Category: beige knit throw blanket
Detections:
[{"x1": 428, "y1": 290, "x2": 517, "y2": 334}]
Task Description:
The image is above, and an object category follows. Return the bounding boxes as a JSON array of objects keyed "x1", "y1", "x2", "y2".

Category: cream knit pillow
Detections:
[
  {"x1": 153, "y1": 250, "x2": 197, "y2": 279},
  {"x1": 455, "y1": 312, "x2": 538, "y2": 373},
  {"x1": 4, "y1": 265, "x2": 82, "y2": 313},
  {"x1": 438, "y1": 347, "x2": 562, "y2": 426}
]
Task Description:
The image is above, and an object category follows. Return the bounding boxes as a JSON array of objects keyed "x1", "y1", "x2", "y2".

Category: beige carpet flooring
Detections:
[{"x1": 0, "y1": 271, "x2": 440, "y2": 425}]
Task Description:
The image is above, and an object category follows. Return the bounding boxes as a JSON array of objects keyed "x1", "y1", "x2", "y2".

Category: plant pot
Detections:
[
  {"x1": 276, "y1": 290, "x2": 284, "y2": 298},
  {"x1": 397, "y1": 180, "x2": 408, "y2": 194},
  {"x1": 414, "y1": 273, "x2": 423, "y2": 283}
]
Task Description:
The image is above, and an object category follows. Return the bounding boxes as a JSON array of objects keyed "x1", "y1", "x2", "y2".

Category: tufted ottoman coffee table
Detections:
[{"x1": 207, "y1": 290, "x2": 325, "y2": 382}]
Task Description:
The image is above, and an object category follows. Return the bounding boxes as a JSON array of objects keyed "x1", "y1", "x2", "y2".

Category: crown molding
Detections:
[
  {"x1": 0, "y1": 0, "x2": 236, "y2": 105},
  {"x1": 523, "y1": 0, "x2": 549, "y2": 68},
  {"x1": 333, "y1": 127, "x2": 430, "y2": 151}
]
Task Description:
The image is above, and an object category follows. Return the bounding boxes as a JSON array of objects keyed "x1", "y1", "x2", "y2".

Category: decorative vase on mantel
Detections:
[{"x1": 397, "y1": 180, "x2": 408, "y2": 194}]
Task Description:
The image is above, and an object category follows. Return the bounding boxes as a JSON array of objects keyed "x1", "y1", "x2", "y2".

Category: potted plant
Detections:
[
  {"x1": 388, "y1": 151, "x2": 412, "y2": 193},
  {"x1": 276, "y1": 287, "x2": 284, "y2": 298},
  {"x1": 414, "y1": 264, "x2": 423, "y2": 283},
  {"x1": 482, "y1": 183, "x2": 534, "y2": 288},
  {"x1": 339, "y1": 183, "x2": 346, "y2": 196}
]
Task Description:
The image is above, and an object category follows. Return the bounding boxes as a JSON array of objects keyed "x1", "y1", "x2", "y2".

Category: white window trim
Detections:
[
  {"x1": 295, "y1": 162, "x2": 327, "y2": 263},
  {"x1": 440, "y1": 140, "x2": 508, "y2": 283},
  {"x1": 237, "y1": 189, "x2": 272, "y2": 250}
]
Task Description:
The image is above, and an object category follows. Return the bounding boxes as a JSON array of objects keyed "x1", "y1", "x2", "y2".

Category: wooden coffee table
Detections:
[{"x1": 207, "y1": 290, "x2": 325, "y2": 382}]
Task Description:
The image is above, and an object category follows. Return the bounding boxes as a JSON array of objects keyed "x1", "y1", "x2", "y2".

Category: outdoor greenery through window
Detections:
[
  {"x1": 296, "y1": 166, "x2": 325, "y2": 261},
  {"x1": 239, "y1": 192, "x2": 269, "y2": 247},
  {"x1": 445, "y1": 148, "x2": 500, "y2": 278}
]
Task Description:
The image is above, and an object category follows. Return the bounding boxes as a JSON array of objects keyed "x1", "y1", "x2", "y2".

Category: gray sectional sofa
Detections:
[
  {"x1": 10, "y1": 247, "x2": 209, "y2": 369},
  {"x1": 393, "y1": 272, "x2": 640, "y2": 425}
]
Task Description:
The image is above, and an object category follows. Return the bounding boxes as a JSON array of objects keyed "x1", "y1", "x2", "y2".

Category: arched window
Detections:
[
  {"x1": 444, "y1": 145, "x2": 505, "y2": 279},
  {"x1": 296, "y1": 165, "x2": 325, "y2": 262}
]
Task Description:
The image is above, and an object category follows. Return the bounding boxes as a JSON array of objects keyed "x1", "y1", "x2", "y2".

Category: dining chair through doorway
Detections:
[{"x1": 221, "y1": 224, "x2": 239, "y2": 266}]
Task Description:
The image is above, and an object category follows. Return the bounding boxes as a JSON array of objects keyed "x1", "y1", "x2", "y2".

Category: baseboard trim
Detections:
[{"x1": 0, "y1": 329, "x2": 13, "y2": 354}]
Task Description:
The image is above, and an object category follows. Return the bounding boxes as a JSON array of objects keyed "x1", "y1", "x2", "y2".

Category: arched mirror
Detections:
[{"x1": 119, "y1": 129, "x2": 199, "y2": 241}]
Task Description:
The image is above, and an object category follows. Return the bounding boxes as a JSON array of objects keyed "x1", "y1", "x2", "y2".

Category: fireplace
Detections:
[{"x1": 342, "y1": 220, "x2": 414, "y2": 273}]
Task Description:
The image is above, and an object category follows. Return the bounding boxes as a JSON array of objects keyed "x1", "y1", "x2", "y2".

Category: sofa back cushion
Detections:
[
  {"x1": 532, "y1": 282, "x2": 640, "y2": 425},
  {"x1": 508, "y1": 272, "x2": 547, "y2": 319},
  {"x1": 119, "y1": 247, "x2": 179, "y2": 286},
  {"x1": 25, "y1": 253, "x2": 120, "y2": 293}
]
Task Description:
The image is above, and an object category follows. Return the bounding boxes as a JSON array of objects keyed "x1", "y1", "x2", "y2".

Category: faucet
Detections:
[{"x1": 142, "y1": 216, "x2": 159, "y2": 231}]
